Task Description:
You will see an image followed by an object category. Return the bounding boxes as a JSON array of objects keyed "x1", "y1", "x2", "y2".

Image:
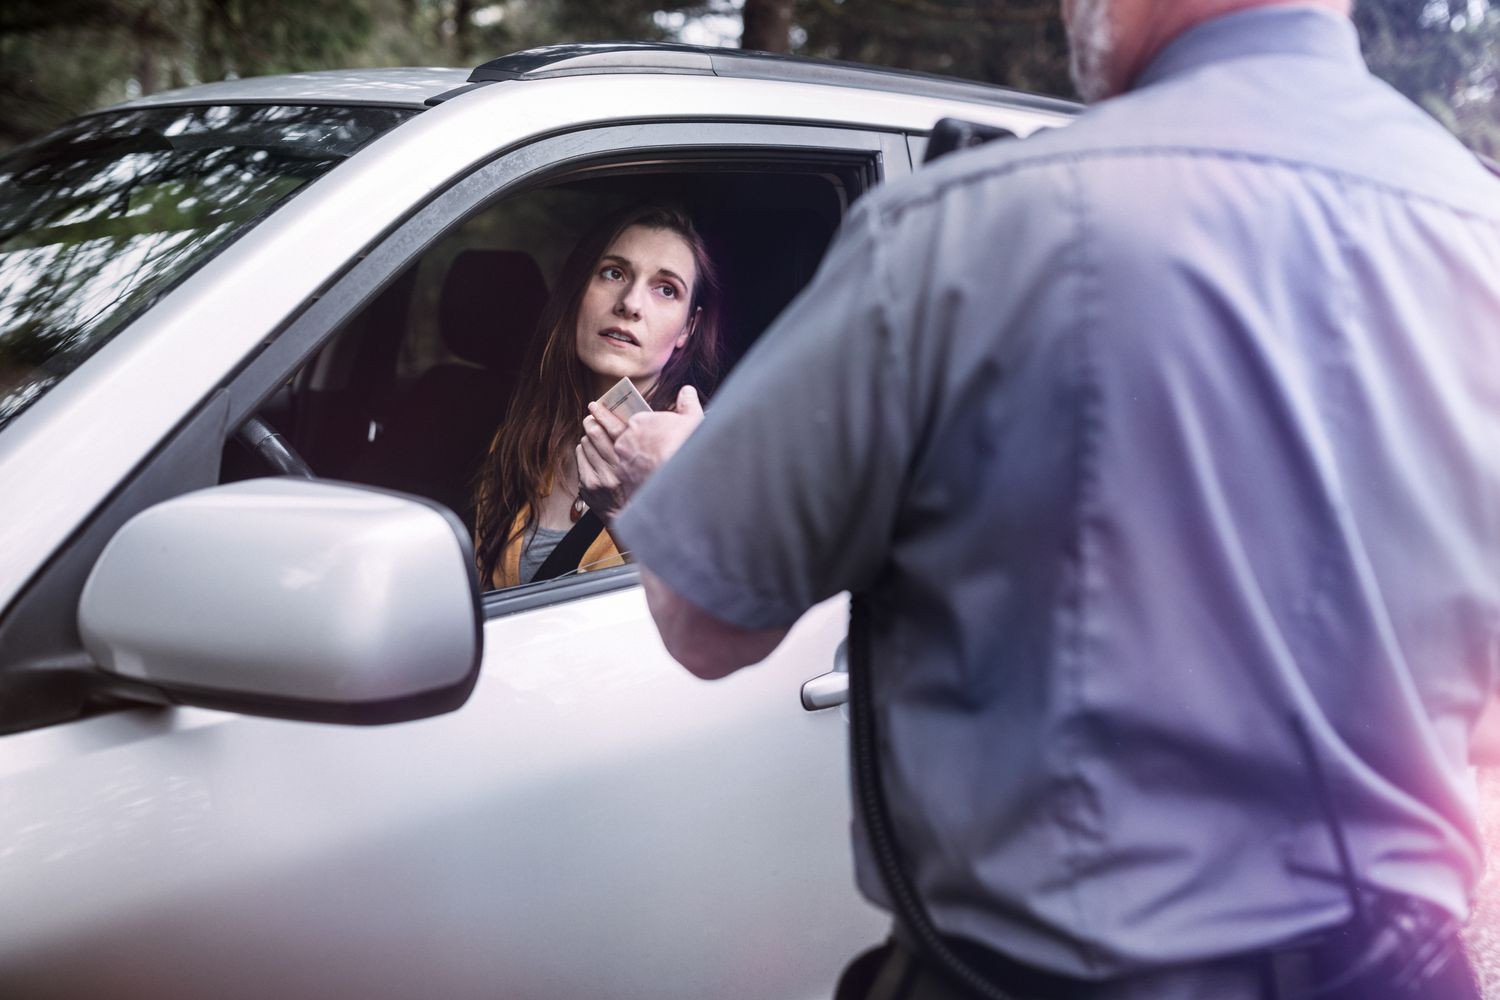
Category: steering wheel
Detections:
[{"x1": 234, "y1": 415, "x2": 315, "y2": 479}]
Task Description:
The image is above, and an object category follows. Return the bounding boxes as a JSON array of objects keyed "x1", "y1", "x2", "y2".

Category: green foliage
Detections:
[
  {"x1": 190, "y1": 0, "x2": 376, "y2": 80},
  {"x1": 456, "y1": 0, "x2": 671, "y2": 61},
  {"x1": 1355, "y1": 0, "x2": 1499, "y2": 155},
  {"x1": 0, "y1": 0, "x2": 145, "y2": 148},
  {"x1": 793, "y1": 0, "x2": 1073, "y2": 98},
  {"x1": 790, "y1": 0, "x2": 1498, "y2": 154},
  {"x1": 0, "y1": 0, "x2": 709, "y2": 152},
  {"x1": 0, "y1": 1, "x2": 1495, "y2": 157},
  {"x1": 0, "y1": 0, "x2": 380, "y2": 152}
]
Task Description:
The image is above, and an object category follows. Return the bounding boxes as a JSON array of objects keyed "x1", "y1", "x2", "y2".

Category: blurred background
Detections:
[{"x1": 0, "y1": 0, "x2": 1495, "y2": 155}]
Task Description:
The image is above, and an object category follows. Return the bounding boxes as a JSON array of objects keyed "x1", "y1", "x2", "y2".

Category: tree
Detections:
[
  {"x1": 742, "y1": 0, "x2": 794, "y2": 53},
  {"x1": 785, "y1": 0, "x2": 1497, "y2": 153},
  {"x1": 1354, "y1": 0, "x2": 1499, "y2": 155},
  {"x1": 793, "y1": 0, "x2": 1073, "y2": 97},
  {"x1": 0, "y1": 0, "x2": 152, "y2": 148},
  {"x1": 0, "y1": 0, "x2": 379, "y2": 152},
  {"x1": 0, "y1": 0, "x2": 1494, "y2": 157}
]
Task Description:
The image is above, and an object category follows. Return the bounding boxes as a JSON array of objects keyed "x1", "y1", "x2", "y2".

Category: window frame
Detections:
[{"x1": 241, "y1": 120, "x2": 907, "y2": 619}]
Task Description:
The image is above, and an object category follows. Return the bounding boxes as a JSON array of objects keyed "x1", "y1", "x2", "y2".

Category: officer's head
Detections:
[{"x1": 1061, "y1": 0, "x2": 1354, "y2": 103}]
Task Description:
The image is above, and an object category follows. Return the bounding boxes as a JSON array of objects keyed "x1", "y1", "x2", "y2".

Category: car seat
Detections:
[{"x1": 353, "y1": 249, "x2": 548, "y2": 522}]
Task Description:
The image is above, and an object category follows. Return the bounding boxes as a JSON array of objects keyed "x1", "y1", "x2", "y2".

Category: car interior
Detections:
[{"x1": 220, "y1": 159, "x2": 862, "y2": 590}]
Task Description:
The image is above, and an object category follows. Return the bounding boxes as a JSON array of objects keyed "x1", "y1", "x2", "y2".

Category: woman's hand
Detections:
[
  {"x1": 576, "y1": 404, "x2": 631, "y2": 523},
  {"x1": 578, "y1": 385, "x2": 705, "y2": 521}
]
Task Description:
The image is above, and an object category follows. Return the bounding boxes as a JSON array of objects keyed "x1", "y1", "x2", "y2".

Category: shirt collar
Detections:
[{"x1": 1134, "y1": 5, "x2": 1365, "y2": 91}]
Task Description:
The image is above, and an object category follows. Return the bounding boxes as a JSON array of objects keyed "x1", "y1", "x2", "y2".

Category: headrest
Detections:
[{"x1": 439, "y1": 249, "x2": 549, "y2": 371}]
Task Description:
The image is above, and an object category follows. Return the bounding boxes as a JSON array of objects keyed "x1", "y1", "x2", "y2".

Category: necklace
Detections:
[{"x1": 563, "y1": 457, "x2": 587, "y2": 522}]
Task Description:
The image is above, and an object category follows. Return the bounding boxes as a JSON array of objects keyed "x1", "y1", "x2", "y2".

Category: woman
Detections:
[{"x1": 473, "y1": 203, "x2": 722, "y2": 589}]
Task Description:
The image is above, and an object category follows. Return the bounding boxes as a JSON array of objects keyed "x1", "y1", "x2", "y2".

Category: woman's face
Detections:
[{"x1": 573, "y1": 224, "x2": 698, "y2": 398}]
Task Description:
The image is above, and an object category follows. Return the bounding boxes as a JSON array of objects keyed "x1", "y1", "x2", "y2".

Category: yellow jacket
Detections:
[{"x1": 486, "y1": 506, "x2": 625, "y2": 590}]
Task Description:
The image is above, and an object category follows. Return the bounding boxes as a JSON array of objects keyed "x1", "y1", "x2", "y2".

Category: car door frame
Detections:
[{"x1": 0, "y1": 117, "x2": 913, "y2": 734}]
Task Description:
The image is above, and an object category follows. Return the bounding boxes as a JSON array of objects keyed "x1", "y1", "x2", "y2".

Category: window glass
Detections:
[
  {"x1": 396, "y1": 188, "x2": 623, "y2": 380},
  {"x1": 0, "y1": 103, "x2": 413, "y2": 432}
]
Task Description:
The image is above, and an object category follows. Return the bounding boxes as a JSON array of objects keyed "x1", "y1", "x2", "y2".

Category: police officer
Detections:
[{"x1": 599, "y1": 0, "x2": 1500, "y2": 996}]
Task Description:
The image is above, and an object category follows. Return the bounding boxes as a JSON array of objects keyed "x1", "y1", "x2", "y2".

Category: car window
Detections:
[
  {"x1": 0, "y1": 103, "x2": 413, "y2": 433},
  {"x1": 161, "y1": 118, "x2": 900, "y2": 618},
  {"x1": 222, "y1": 163, "x2": 855, "y2": 594},
  {"x1": 0, "y1": 115, "x2": 902, "y2": 732}
]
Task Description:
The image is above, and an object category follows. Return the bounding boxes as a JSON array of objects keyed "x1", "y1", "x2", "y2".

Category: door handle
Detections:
[{"x1": 800, "y1": 639, "x2": 849, "y2": 711}]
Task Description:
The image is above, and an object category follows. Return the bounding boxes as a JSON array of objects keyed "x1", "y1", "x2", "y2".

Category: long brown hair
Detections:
[{"x1": 473, "y1": 203, "x2": 722, "y2": 585}]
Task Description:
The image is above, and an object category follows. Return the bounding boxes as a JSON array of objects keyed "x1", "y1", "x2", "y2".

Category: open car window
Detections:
[{"x1": 220, "y1": 161, "x2": 859, "y2": 598}]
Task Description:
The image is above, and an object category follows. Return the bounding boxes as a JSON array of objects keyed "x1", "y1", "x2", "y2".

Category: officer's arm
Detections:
[{"x1": 641, "y1": 568, "x2": 789, "y2": 679}]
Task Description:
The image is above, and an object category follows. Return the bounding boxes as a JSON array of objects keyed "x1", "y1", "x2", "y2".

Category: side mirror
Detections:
[
  {"x1": 78, "y1": 478, "x2": 482, "y2": 725},
  {"x1": 921, "y1": 117, "x2": 1016, "y2": 165}
]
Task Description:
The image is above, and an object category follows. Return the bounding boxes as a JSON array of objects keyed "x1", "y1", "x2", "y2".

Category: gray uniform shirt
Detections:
[{"x1": 616, "y1": 6, "x2": 1500, "y2": 978}]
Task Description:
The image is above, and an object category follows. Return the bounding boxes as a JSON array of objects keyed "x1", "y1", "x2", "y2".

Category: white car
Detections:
[{"x1": 0, "y1": 44, "x2": 1072, "y2": 999}]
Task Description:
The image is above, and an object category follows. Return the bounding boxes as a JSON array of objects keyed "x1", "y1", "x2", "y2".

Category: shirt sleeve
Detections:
[{"x1": 614, "y1": 198, "x2": 918, "y2": 629}]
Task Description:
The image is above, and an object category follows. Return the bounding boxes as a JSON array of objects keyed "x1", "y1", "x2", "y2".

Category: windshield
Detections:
[{"x1": 0, "y1": 103, "x2": 414, "y2": 432}]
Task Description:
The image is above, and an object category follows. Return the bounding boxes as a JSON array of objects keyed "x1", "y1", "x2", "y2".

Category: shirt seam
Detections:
[
  {"x1": 1055, "y1": 158, "x2": 1107, "y2": 971},
  {"x1": 1139, "y1": 46, "x2": 1365, "y2": 91}
]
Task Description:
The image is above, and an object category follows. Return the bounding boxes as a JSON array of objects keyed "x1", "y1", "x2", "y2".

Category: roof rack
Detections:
[{"x1": 462, "y1": 42, "x2": 1077, "y2": 115}]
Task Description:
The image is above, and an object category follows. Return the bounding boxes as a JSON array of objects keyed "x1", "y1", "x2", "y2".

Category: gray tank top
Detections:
[{"x1": 519, "y1": 523, "x2": 571, "y2": 583}]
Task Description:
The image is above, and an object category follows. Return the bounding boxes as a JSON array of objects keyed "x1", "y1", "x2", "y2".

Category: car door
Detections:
[{"x1": 0, "y1": 115, "x2": 906, "y2": 998}]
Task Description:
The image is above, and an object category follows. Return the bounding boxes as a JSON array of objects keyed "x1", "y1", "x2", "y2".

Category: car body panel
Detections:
[{"x1": 2, "y1": 589, "x2": 879, "y2": 998}]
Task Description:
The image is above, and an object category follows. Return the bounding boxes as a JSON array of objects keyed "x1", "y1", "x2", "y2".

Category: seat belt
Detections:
[{"x1": 531, "y1": 509, "x2": 606, "y2": 582}]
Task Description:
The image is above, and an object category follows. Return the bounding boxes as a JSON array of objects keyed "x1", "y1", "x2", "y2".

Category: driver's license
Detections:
[{"x1": 597, "y1": 377, "x2": 650, "y2": 421}]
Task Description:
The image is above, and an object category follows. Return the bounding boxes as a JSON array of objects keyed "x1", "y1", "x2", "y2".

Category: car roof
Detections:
[
  {"x1": 114, "y1": 68, "x2": 472, "y2": 111},
  {"x1": 467, "y1": 43, "x2": 1077, "y2": 114},
  {"x1": 106, "y1": 42, "x2": 1077, "y2": 116}
]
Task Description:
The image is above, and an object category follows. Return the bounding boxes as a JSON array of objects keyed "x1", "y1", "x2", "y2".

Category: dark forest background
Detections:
[{"x1": 1, "y1": 0, "x2": 1495, "y2": 155}]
